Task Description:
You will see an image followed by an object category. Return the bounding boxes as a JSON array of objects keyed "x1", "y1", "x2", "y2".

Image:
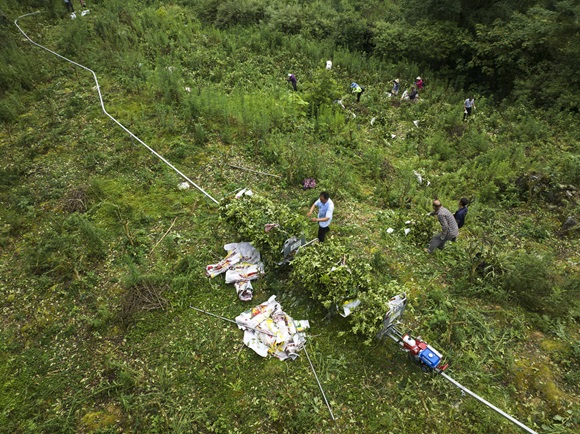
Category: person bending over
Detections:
[{"x1": 427, "y1": 200, "x2": 458, "y2": 253}]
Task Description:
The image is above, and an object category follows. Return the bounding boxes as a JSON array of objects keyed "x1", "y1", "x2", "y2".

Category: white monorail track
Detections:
[{"x1": 14, "y1": 11, "x2": 219, "y2": 205}]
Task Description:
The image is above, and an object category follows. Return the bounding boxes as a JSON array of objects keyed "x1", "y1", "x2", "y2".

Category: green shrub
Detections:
[
  {"x1": 351, "y1": 281, "x2": 407, "y2": 343},
  {"x1": 385, "y1": 164, "x2": 422, "y2": 209},
  {"x1": 150, "y1": 65, "x2": 184, "y2": 106},
  {"x1": 266, "y1": 2, "x2": 303, "y2": 34},
  {"x1": 458, "y1": 129, "x2": 490, "y2": 157},
  {"x1": 501, "y1": 252, "x2": 554, "y2": 313},
  {"x1": 215, "y1": 0, "x2": 265, "y2": 28},
  {"x1": 289, "y1": 239, "x2": 372, "y2": 310},
  {"x1": 555, "y1": 154, "x2": 580, "y2": 187},
  {"x1": 0, "y1": 94, "x2": 23, "y2": 128},
  {"x1": 219, "y1": 193, "x2": 308, "y2": 265},
  {"x1": 23, "y1": 215, "x2": 107, "y2": 281},
  {"x1": 404, "y1": 213, "x2": 438, "y2": 248},
  {"x1": 425, "y1": 132, "x2": 453, "y2": 161},
  {"x1": 373, "y1": 20, "x2": 467, "y2": 71},
  {"x1": 333, "y1": 13, "x2": 374, "y2": 53},
  {"x1": 302, "y1": 69, "x2": 343, "y2": 117}
]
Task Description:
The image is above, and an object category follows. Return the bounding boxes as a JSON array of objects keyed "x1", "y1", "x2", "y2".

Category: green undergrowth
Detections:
[{"x1": 0, "y1": 1, "x2": 579, "y2": 433}]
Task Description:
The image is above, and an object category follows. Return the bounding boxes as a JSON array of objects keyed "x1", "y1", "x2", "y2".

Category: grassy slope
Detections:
[{"x1": 1, "y1": 2, "x2": 579, "y2": 433}]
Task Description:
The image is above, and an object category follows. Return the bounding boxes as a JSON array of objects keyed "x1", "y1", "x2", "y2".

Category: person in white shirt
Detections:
[
  {"x1": 463, "y1": 97, "x2": 476, "y2": 121},
  {"x1": 307, "y1": 192, "x2": 334, "y2": 242}
]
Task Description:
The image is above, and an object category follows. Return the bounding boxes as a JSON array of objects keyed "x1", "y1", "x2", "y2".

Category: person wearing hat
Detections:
[
  {"x1": 351, "y1": 82, "x2": 364, "y2": 102},
  {"x1": 415, "y1": 76, "x2": 424, "y2": 90},
  {"x1": 391, "y1": 79, "x2": 400, "y2": 96},
  {"x1": 287, "y1": 73, "x2": 297, "y2": 91}
]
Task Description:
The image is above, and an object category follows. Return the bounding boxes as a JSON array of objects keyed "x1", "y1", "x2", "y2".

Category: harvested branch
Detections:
[
  {"x1": 120, "y1": 279, "x2": 169, "y2": 327},
  {"x1": 149, "y1": 216, "x2": 178, "y2": 254},
  {"x1": 63, "y1": 187, "x2": 89, "y2": 213}
]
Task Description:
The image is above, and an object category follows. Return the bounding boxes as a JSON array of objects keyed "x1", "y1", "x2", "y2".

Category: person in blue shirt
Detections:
[
  {"x1": 391, "y1": 79, "x2": 400, "y2": 96},
  {"x1": 454, "y1": 198, "x2": 469, "y2": 229},
  {"x1": 307, "y1": 191, "x2": 334, "y2": 242}
]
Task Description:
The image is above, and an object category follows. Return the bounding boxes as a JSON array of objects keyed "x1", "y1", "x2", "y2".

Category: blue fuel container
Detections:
[{"x1": 419, "y1": 346, "x2": 442, "y2": 369}]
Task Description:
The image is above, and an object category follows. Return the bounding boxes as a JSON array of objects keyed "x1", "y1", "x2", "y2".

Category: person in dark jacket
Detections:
[
  {"x1": 64, "y1": 0, "x2": 75, "y2": 13},
  {"x1": 454, "y1": 198, "x2": 469, "y2": 229},
  {"x1": 287, "y1": 73, "x2": 297, "y2": 91}
]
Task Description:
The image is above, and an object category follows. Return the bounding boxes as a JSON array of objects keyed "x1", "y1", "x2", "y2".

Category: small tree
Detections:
[{"x1": 302, "y1": 69, "x2": 343, "y2": 118}]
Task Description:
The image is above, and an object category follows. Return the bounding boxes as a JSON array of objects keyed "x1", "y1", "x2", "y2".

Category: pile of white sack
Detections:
[
  {"x1": 235, "y1": 295, "x2": 309, "y2": 360},
  {"x1": 206, "y1": 242, "x2": 264, "y2": 301}
]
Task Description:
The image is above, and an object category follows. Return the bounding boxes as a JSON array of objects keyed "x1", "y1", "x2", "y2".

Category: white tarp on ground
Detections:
[
  {"x1": 206, "y1": 242, "x2": 264, "y2": 301},
  {"x1": 235, "y1": 295, "x2": 309, "y2": 360}
]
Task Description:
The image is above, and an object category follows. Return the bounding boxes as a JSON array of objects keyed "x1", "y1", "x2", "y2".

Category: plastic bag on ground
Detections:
[
  {"x1": 339, "y1": 299, "x2": 361, "y2": 317},
  {"x1": 225, "y1": 263, "x2": 264, "y2": 284},
  {"x1": 235, "y1": 295, "x2": 309, "y2": 360},
  {"x1": 235, "y1": 281, "x2": 253, "y2": 302},
  {"x1": 235, "y1": 188, "x2": 253, "y2": 198},
  {"x1": 224, "y1": 242, "x2": 261, "y2": 264},
  {"x1": 206, "y1": 251, "x2": 241, "y2": 278},
  {"x1": 206, "y1": 242, "x2": 264, "y2": 301}
]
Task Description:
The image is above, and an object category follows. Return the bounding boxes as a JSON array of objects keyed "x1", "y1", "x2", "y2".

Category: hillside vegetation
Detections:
[{"x1": 1, "y1": 0, "x2": 579, "y2": 433}]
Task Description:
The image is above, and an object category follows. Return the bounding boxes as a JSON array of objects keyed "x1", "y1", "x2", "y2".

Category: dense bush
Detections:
[
  {"x1": 289, "y1": 239, "x2": 372, "y2": 309},
  {"x1": 216, "y1": 0, "x2": 265, "y2": 28},
  {"x1": 219, "y1": 193, "x2": 308, "y2": 264},
  {"x1": 501, "y1": 252, "x2": 554, "y2": 313},
  {"x1": 302, "y1": 69, "x2": 344, "y2": 116},
  {"x1": 288, "y1": 238, "x2": 405, "y2": 341}
]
